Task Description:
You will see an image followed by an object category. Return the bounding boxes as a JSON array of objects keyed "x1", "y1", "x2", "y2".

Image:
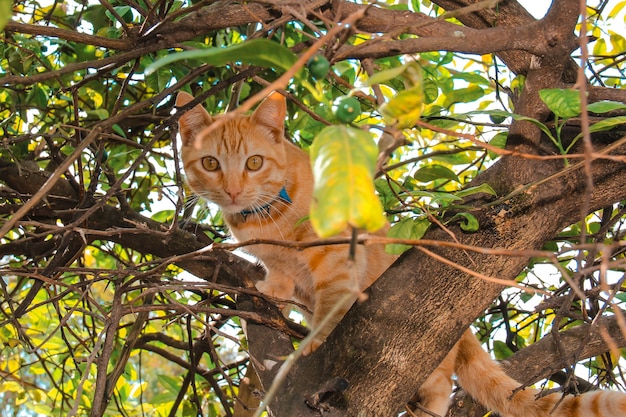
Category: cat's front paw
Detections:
[
  {"x1": 301, "y1": 338, "x2": 323, "y2": 356},
  {"x1": 255, "y1": 280, "x2": 293, "y2": 300}
]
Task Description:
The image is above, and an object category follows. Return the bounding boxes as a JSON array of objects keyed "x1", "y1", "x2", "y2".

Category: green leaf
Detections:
[
  {"x1": 111, "y1": 124, "x2": 127, "y2": 138},
  {"x1": 146, "y1": 67, "x2": 173, "y2": 92},
  {"x1": 414, "y1": 164, "x2": 459, "y2": 183},
  {"x1": 588, "y1": 116, "x2": 626, "y2": 134},
  {"x1": 385, "y1": 217, "x2": 430, "y2": 255},
  {"x1": 105, "y1": 6, "x2": 133, "y2": 23},
  {"x1": 375, "y1": 178, "x2": 404, "y2": 210},
  {"x1": 145, "y1": 39, "x2": 300, "y2": 77},
  {"x1": 0, "y1": 0, "x2": 12, "y2": 32},
  {"x1": 309, "y1": 125, "x2": 387, "y2": 237},
  {"x1": 571, "y1": 115, "x2": 626, "y2": 143},
  {"x1": 442, "y1": 85, "x2": 484, "y2": 107},
  {"x1": 569, "y1": 116, "x2": 626, "y2": 150},
  {"x1": 430, "y1": 148, "x2": 475, "y2": 165},
  {"x1": 539, "y1": 88, "x2": 581, "y2": 119},
  {"x1": 158, "y1": 374, "x2": 181, "y2": 391},
  {"x1": 493, "y1": 340, "x2": 514, "y2": 360},
  {"x1": 423, "y1": 78, "x2": 439, "y2": 104},
  {"x1": 615, "y1": 292, "x2": 626, "y2": 304},
  {"x1": 151, "y1": 210, "x2": 175, "y2": 223},
  {"x1": 587, "y1": 101, "x2": 626, "y2": 114},
  {"x1": 409, "y1": 190, "x2": 462, "y2": 205},
  {"x1": 361, "y1": 64, "x2": 410, "y2": 87},
  {"x1": 27, "y1": 85, "x2": 48, "y2": 109},
  {"x1": 488, "y1": 131, "x2": 508, "y2": 159},
  {"x1": 455, "y1": 183, "x2": 497, "y2": 199},
  {"x1": 86, "y1": 109, "x2": 109, "y2": 120},
  {"x1": 449, "y1": 212, "x2": 479, "y2": 232},
  {"x1": 452, "y1": 72, "x2": 490, "y2": 85}
]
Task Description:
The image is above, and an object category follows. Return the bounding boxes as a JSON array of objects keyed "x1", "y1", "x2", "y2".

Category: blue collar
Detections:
[{"x1": 239, "y1": 185, "x2": 292, "y2": 220}]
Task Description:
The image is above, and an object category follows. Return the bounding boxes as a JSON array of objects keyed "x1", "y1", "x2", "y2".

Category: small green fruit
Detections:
[
  {"x1": 334, "y1": 96, "x2": 361, "y2": 123},
  {"x1": 96, "y1": 149, "x2": 108, "y2": 162},
  {"x1": 489, "y1": 113, "x2": 507, "y2": 124},
  {"x1": 307, "y1": 55, "x2": 330, "y2": 79}
]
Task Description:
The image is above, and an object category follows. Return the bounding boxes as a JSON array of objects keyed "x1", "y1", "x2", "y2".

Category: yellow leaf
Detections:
[
  {"x1": 380, "y1": 85, "x2": 424, "y2": 129},
  {"x1": 1, "y1": 381, "x2": 24, "y2": 394},
  {"x1": 608, "y1": 0, "x2": 626, "y2": 18},
  {"x1": 310, "y1": 125, "x2": 386, "y2": 237}
]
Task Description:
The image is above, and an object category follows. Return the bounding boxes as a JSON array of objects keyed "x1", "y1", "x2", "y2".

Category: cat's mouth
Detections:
[
  {"x1": 219, "y1": 187, "x2": 291, "y2": 218},
  {"x1": 221, "y1": 197, "x2": 263, "y2": 214},
  {"x1": 220, "y1": 201, "x2": 249, "y2": 213}
]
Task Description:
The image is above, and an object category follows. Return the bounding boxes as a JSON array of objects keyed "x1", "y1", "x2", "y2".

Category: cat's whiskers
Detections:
[
  {"x1": 245, "y1": 191, "x2": 290, "y2": 240},
  {"x1": 182, "y1": 194, "x2": 199, "y2": 212},
  {"x1": 178, "y1": 195, "x2": 200, "y2": 230}
]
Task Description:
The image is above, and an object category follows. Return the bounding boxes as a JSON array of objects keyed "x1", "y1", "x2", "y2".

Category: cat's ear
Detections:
[
  {"x1": 176, "y1": 92, "x2": 213, "y2": 147},
  {"x1": 251, "y1": 92, "x2": 286, "y2": 142}
]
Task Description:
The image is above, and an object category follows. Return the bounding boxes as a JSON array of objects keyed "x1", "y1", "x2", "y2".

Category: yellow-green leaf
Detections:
[
  {"x1": 310, "y1": 125, "x2": 386, "y2": 237},
  {"x1": 539, "y1": 88, "x2": 581, "y2": 119},
  {"x1": 609, "y1": 31, "x2": 626, "y2": 53},
  {"x1": 380, "y1": 86, "x2": 424, "y2": 128},
  {"x1": 361, "y1": 64, "x2": 409, "y2": 87},
  {"x1": 455, "y1": 183, "x2": 497, "y2": 199},
  {"x1": 374, "y1": 62, "x2": 424, "y2": 128},
  {"x1": 585, "y1": 115, "x2": 626, "y2": 136},
  {"x1": 0, "y1": 0, "x2": 11, "y2": 32}
]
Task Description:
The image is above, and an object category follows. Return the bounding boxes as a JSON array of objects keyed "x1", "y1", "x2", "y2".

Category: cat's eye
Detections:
[
  {"x1": 201, "y1": 156, "x2": 220, "y2": 171},
  {"x1": 246, "y1": 155, "x2": 263, "y2": 171}
]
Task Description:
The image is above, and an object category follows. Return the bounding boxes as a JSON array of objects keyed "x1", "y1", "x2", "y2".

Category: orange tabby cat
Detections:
[
  {"x1": 176, "y1": 91, "x2": 395, "y2": 350},
  {"x1": 176, "y1": 91, "x2": 626, "y2": 417}
]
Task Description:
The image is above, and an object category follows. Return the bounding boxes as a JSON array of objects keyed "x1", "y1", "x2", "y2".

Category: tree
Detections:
[{"x1": 1, "y1": 0, "x2": 626, "y2": 416}]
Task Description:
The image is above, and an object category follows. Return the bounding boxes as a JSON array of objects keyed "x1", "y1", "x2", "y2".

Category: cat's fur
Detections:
[{"x1": 177, "y1": 91, "x2": 626, "y2": 417}]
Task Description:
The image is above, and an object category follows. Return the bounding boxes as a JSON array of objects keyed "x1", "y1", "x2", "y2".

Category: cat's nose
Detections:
[{"x1": 225, "y1": 189, "x2": 241, "y2": 201}]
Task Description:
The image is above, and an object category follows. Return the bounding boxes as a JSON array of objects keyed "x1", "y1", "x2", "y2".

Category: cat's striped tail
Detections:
[{"x1": 455, "y1": 330, "x2": 626, "y2": 417}]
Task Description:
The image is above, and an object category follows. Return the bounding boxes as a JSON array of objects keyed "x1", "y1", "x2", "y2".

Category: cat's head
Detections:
[{"x1": 176, "y1": 92, "x2": 289, "y2": 215}]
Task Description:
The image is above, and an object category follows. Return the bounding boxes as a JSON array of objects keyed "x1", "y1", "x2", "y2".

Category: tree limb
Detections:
[{"x1": 4, "y1": 21, "x2": 132, "y2": 50}]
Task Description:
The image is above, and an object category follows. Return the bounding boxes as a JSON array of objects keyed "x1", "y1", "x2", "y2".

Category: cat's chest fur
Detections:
[{"x1": 222, "y1": 144, "x2": 322, "y2": 304}]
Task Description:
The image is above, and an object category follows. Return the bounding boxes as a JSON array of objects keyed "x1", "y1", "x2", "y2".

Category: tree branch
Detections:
[{"x1": 4, "y1": 21, "x2": 132, "y2": 50}]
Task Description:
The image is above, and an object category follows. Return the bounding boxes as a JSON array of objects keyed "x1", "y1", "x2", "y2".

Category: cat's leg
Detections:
[
  {"x1": 255, "y1": 269, "x2": 295, "y2": 301},
  {"x1": 301, "y1": 247, "x2": 361, "y2": 354},
  {"x1": 252, "y1": 249, "x2": 299, "y2": 301},
  {"x1": 410, "y1": 337, "x2": 459, "y2": 417}
]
